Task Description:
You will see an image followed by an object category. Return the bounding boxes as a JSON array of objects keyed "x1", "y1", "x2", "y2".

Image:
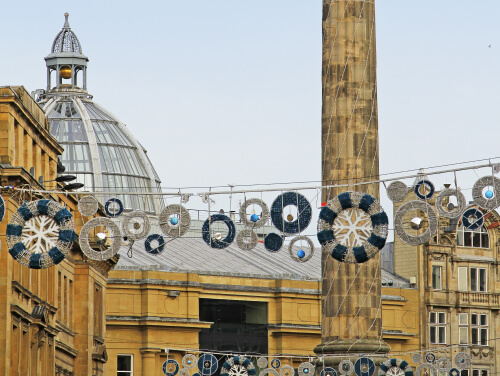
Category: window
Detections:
[
  {"x1": 459, "y1": 313, "x2": 468, "y2": 345},
  {"x1": 117, "y1": 354, "x2": 133, "y2": 376},
  {"x1": 456, "y1": 223, "x2": 489, "y2": 248},
  {"x1": 458, "y1": 267, "x2": 468, "y2": 291},
  {"x1": 432, "y1": 266, "x2": 442, "y2": 290},
  {"x1": 472, "y1": 370, "x2": 488, "y2": 376},
  {"x1": 471, "y1": 268, "x2": 487, "y2": 292},
  {"x1": 461, "y1": 371, "x2": 469, "y2": 376},
  {"x1": 429, "y1": 311, "x2": 446, "y2": 344},
  {"x1": 471, "y1": 313, "x2": 488, "y2": 346}
]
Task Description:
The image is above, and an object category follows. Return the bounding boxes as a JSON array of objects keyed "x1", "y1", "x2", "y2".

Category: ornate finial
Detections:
[{"x1": 63, "y1": 13, "x2": 70, "y2": 29}]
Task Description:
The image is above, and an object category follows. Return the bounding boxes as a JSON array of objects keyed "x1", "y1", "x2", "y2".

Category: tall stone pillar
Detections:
[{"x1": 314, "y1": 0, "x2": 390, "y2": 362}]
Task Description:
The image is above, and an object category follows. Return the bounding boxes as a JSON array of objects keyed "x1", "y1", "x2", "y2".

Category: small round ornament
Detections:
[
  {"x1": 270, "y1": 359, "x2": 281, "y2": 369},
  {"x1": 436, "y1": 358, "x2": 451, "y2": 373},
  {"x1": 339, "y1": 360, "x2": 354, "y2": 376},
  {"x1": 257, "y1": 358, "x2": 268, "y2": 369},
  {"x1": 271, "y1": 192, "x2": 312, "y2": 234},
  {"x1": 163, "y1": 360, "x2": 180, "y2": 376},
  {"x1": 298, "y1": 362, "x2": 314, "y2": 376},
  {"x1": 183, "y1": 354, "x2": 197, "y2": 369},
  {"x1": 449, "y1": 369, "x2": 460, "y2": 376},
  {"x1": 202, "y1": 214, "x2": 236, "y2": 249},
  {"x1": 237, "y1": 229, "x2": 258, "y2": 250},
  {"x1": 354, "y1": 358, "x2": 375, "y2": 376},
  {"x1": 472, "y1": 176, "x2": 500, "y2": 210},
  {"x1": 454, "y1": 353, "x2": 470, "y2": 370},
  {"x1": 105, "y1": 198, "x2": 124, "y2": 217},
  {"x1": 122, "y1": 210, "x2": 151, "y2": 240},
  {"x1": 435, "y1": 189, "x2": 466, "y2": 219},
  {"x1": 198, "y1": 354, "x2": 218, "y2": 376},
  {"x1": 281, "y1": 366, "x2": 295, "y2": 376},
  {"x1": 240, "y1": 198, "x2": 270, "y2": 228},
  {"x1": 411, "y1": 354, "x2": 423, "y2": 365},
  {"x1": 289, "y1": 236, "x2": 314, "y2": 262},
  {"x1": 251, "y1": 214, "x2": 259, "y2": 222},
  {"x1": 171, "y1": 217, "x2": 179, "y2": 225},
  {"x1": 160, "y1": 204, "x2": 191, "y2": 237},
  {"x1": 425, "y1": 354, "x2": 435, "y2": 363},
  {"x1": 320, "y1": 368, "x2": 337, "y2": 376},
  {"x1": 394, "y1": 200, "x2": 438, "y2": 245},
  {"x1": 144, "y1": 234, "x2": 165, "y2": 255},
  {"x1": 462, "y1": 208, "x2": 484, "y2": 230},
  {"x1": 79, "y1": 217, "x2": 122, "y2": 261},
  {"x1": 78, "y1": 195, "x2": 99, "y2": 216},
  {"x1": 414, "y1": 180, "x2": 435, "y2": 200},
  {"x1": 179, "y1": 369, "x2": 190, "y2": 376},
  {"x1": 387, "y1": 181, "x2": 409, "y2": 203},
  {"x1": 264, "y1": 233, "x2": 283, "y2": 252}
]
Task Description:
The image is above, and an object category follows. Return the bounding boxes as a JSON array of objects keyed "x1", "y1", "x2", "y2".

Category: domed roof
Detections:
[
  {"x1": 42, "y1": 96, "x2": 164, "y2": 214},
  {"x1": 51, "y1": 13, "x2": 82, "y2": 54}
]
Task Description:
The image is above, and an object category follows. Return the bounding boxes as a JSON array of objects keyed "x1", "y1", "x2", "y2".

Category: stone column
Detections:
[{"x1": 314, "y1": 0, "x2": 390, "y2": 364}]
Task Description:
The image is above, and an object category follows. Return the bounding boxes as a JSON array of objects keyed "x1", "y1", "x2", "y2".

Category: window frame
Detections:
[
  {"x1": 432, "y1": 265, "x2": 442, "y2": 290},
  {"x1": 117, "y1": 354, "x2": 133, "y2": 376},
  {"x1": 429, "y1": 311, "x2": 446, "y2": 345},
  {"x1": 471, "y1": 313, "x2": 488, "y2": 346},
  {"x1": 470, "y1": 267, "x2": 487, "y2": 292},
  {"x1": 456, "y1": 223, "x2": 490, "y2": 248},
  {"x1": 459, "y1": 313, "x2": 468, "y2": 345}
]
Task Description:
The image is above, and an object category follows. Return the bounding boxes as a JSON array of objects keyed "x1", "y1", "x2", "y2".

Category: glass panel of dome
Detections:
[
  {"x1": 121, "y1": 148, "x2": 147, "y2": 176},
  {"x1": 72, "y1": 173, "x2": 94, "y2": 191},
  {"x1": 92, "y1": 121, "x2": 133, "y2": 146},
  {"x1": 50, "y1": 120, "x2": 87, "y2": 142},
  {"x1": 83, "y1": 103, "x2": 115, "y2": 121},
  {"x1": 61, "y1": 144, "x2": 92, "y2": 172},
  {"x1": 49, "y1": 102, "x2": 81, "y2": 119},
  {"x1": 143, "y1": 151, "x2": 161, "y2": 181}
]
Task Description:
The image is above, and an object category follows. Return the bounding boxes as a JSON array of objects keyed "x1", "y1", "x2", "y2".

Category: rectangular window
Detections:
[
  {"x1": 432, "y1": 266, "x2": 442, "y2": 290},
  {"x1": 117, "y1": 354, "x2": 133, "y2": 376},
  {"x1": 472, "y1": 371, "x2": 488, "y2": 376},
  {"x1": 429, "y1": 311, "x2": 446, "y2": 344},
  {"x1": 471, "y1": 313, "x2": 488, "y2": 346},
  {"x1": 471, "y1": 268, "x2": 487, "y2": 292},
  {"x1": 461, "y1": 371, "x2": 469, "y2": 376},
  {"x1": 459, "y1": 313, "x2": 468, "y2": 345},
  {"x1": 458, "y1": 267, "x2": 468, "y2": 291}
]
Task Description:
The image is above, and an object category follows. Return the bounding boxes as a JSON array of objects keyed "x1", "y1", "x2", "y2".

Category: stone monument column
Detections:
[{"x1": 314, "y1": 0, "x2": 390, "y2": 364}]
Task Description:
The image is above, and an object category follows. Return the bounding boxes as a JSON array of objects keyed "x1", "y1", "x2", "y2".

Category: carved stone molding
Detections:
[{"x1": 430, "y1": 253, "x2": 446, "y2": 261}]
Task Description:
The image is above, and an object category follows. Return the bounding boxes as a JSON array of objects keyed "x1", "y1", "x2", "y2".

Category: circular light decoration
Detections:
[
  {"x1": 453, "y1": 353, "x2": 470, "y2": 370},
  {"x1": 354, "y1": 358, "x2": 375, "y2": 376},
  {"x1": 435, "y1": 359, "x2": 451, "y2": 373},
  {"x1": 257, "y1": 358, "x2": 268, "y2": 369},
  {"x1": 122, "y1": 210, "x2": 151, "y2": 240},
  {"x1": 183, "y1": 354, "x2": 197, "y2": 369},
  {"x1": 78, "y1": 195, "x2": 99, "y2": 217},
  {"x1": 271, "y1": 192, "x2": 312, "y2": 235},
  {"x1": 264, "y1": 233, "x2": 284, "y2": 252},
  {"x1": 387, "y1": 181, "x2": 409, "y2": 203},
  {"x1": 261, "y1": 369, "x2": 279, "y2": 376},
  {"x1": 0, "y1": 195, "x2": 5, "y2": 223},
  {"x1": 472, "y1": 176, "x2": 500, "y2": 210},
  {"x1": 240, "y1": 198, "x2": 270, "y2": 228},
  {"x1": 317, "y1": 191, "x2": 388, "y2": 263},
  {"x1": 339, "y1": 360, "x2": 354, "y2": 376},
  {"x1": 414, "y1": 180, "x2": 435, "y2": 200},
  {"x1": 198, "y1": 354, "x2": 218, "y2": 376},
  {"x1": 298, "y1": 362, "x2": 314, "y2": 376},
  {"x1": 79, "y1": 217, "x2": 122, "y2": 261},
  {"x1": 425, "y1": 353, "x2": 436, "y2": 363},
  {"x1": 104, "y1": 198, "x2": 124, "y2": 217},
  {"x1": 461, "y1": 208, "x2": 484, "y2": 231},
  {"x1": 394, "y1": 201, "x2": 438, "y2": 246},
  {"x1": 6, "y1": 200, "x2": 76, "y2": 269},
  {"x1": 411, "y1": 354, "x2": 423, "y2": 365},
  {"x1": 435, "y1": 189, "x2": 466, "y2": 219},
  {"x1": 145, "y1": 234, "x2": 166, "y2": 255},
  {"x1": 163, "y1": 360, "x2": 180, "y2": 376},
  {"x1": 237, "y1": 229, "x2": 258, "y2": 251},
  {"x1": 202, "y1": 214, "x2": 236, "y2": 249},
  {"x1": 270, "y1": 359, "x2": 281, "y2": 369},
  {"x1": 281, "y1": 366, "x2": 295, "y2": 376},
  {"x1": 289, "y1": 236, "x2": 314, "y2": 262},
  {"x1": 449, "y1": 369, "x2": 460, "y2": 376},
  {"x1": 415, "y1": 363, "x2": 436, "y2": 376},
  {"x1": 179, "y1": 369, "x2": 190, "y2": 376},
  {"x1": 221, "y1": 357, "x2": 256, "y2": 376},
  {"x1": 321, "y1": 368, "x2": 337, "y2": 376},
  {"x1": 378, "y1": 358, "x2": 413, "y2": 376},
  {"x1": 160, "y1": 204, "x2": 191, "y2": 237}
]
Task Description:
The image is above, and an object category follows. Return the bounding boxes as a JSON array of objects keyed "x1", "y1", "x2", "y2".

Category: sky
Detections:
[{"x1": 1, "y1": 0, "x2": 500, "y2": 240}]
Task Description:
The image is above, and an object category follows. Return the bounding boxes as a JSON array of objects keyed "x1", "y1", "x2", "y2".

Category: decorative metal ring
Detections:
[
  {"x1": 281, "y1": 366, "x2": 295, "y2": 376},
  {"x1": 387, "y1": 181, "x2": 409, "y2": 202},
  {"x1": 425, "y1": 353, "x2": 436, "y2": 363},
  {"x1": 378, "y1": 358, "x2": 413, "y2": 376},
  {"x1": 122, "y1": 210, "x2": 150, "y2": 240},
  {"x1": 0, "y1": 195, "x2": 6, "y2": 223},
  {"x1": 449, "y1": 369, "x2": 460, "y2": 376},
  {"x1": 261, "y1": 369, "x2": 279, "y2": 376},
  {"x1": 160, "y1": 204, "x2": 191, "y2": 237},
  {"x1": 415, "y1": 363, "x2": 437, "y2": 376},
  {"x1": 78, "y1": 195, "x2": 99, "y2": 216},
  {"x1": 198, "y1": 354, "x2": 218, "y2": 375},
  {"x1": 435, "y1": 189, "x2": 466, "y2": 219},
  {"x1": 436, "y1": 358, "x2": 451, "y2": 373},
  {"x1": 394, "y1": 200, "x2": 438, "y2": 245},
  {"x1": 202, "y1": 214, "x2": 236, "y2": 249},
  {"x1": 472, "y1": 175, "x2": 500, "y2": 210},
  {"x1": 453, "y1": 353, "x2": 470, "y2": 370},
  {"x1": 317, "y1": 191, "x2": 388, "y2": 263},
  {"x1": 264, "y1": 233, "x2": 283, "y2": 252},
  {"x1": 221, "y1": 357, "x2": 256, "y2": 376},
  {"x1": 339, "y1": 360, "x2": 354, "y2": 375},
  {"x1": 271, "y1": 192, "x2": 312, "y2": 234},
  {"x1": 6, "y1": 200, "x2": 76, "y2": 269},
  {"x1": 321, "y1": 368, "x2": 337, "y2": 376},
  {"x1": 270, "y1": 359, "x2": 281, "y2": 369},
  {"x1": 354, "y1": 358, "x2": 375, "y2": 376},
  {"x1": 163, "y1": 360, "x2": 180, "y2": 376},
  {"x1": 183, "y1": 355, "x2": 197, "y2": 369},
  {"x1": 257, "y1": 358, "x2": 268, "y2": 369},
  {"x1": 179, "y1": 369, "x2": 189, "y2": 376},
  {"x1": 144, "y1": 234, "x2": 165, "y2": 255},
  {"x1": 411, "y1": 354, "x2": 423, "y2": 365},
  {"x1": 105, "y1": 198, "x2": 124, "y2": 217},
  {"x1": 298, "y1": 362, "x2": 314, "y2": 376},
  {"x1": 414, "y1": 180, "x2": 435, "y2": 200},
  {"x1": 462, "y1": 207, "x2": 484, "y2": 230},
  {"x1": 240, "y1": 198, "x2": 270, "y2": 228},
  {"x1": 237, "y1": 229, "x2": 258, "y2": 250},
  {"x1": 79, "y1": 217, "x2": 121, "y2": 261},
  {"x1": 289, "y1": 235, "x2": 314, "y2": 262}
]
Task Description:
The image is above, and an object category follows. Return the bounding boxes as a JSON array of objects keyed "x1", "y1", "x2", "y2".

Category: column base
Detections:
[{"x1": 314, "y1": 339, "x2": 391, "y2": 368}]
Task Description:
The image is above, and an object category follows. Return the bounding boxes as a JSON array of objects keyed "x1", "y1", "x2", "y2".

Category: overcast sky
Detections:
[{"x1": 2, "y1": 1, "x2": 500, "y2": 239}]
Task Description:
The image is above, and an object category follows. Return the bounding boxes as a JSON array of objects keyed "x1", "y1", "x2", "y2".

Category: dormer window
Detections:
[{"x1": 456, "y1": 224, "x2": 489, "y2": 248}]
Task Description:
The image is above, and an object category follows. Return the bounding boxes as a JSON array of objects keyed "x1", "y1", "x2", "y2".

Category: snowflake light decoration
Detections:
[{"x1": 221, "y1": 357, "x2": 256, "y2": 376}]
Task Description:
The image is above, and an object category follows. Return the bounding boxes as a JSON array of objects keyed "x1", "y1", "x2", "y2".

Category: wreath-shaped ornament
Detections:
[
  {"x1": 453, "y1": 353, "x2": 470, "y2": 370},
  {"x1": 271, "y1": 192, "x2": 312, "y2": 234},
  {"x1": 163, "y1": 359, "x2": 180, "y2": 376},
  {"x1": 183, "y1": 354, "x2": 197, "y2": 369},
  {"x1": 202, "y1": 214, "x2": 236, "y2": 249},
  {"x1": 160, "y1": 204, "x2": 191, "y2": 237},
  {"x1": 320, "y1": 368, "x2": 337, "y2": 376},
  {"x1": 105, "y1": 198, "x2": 124, "y2": 217},
  {"x1": 378, "y1": 358, "x2": 413, "y2": 376},
  {"x1": 434, "y1": 189, "x2": 466, "y2": 219},
  {"x1": 317, "y1": 192, "x2": 388, "y2": 263},
  {"x1": 472, "y1": 176, "x2": 500, "y2": 210},
  {"x1": 298, "y1": 363, "x2": 314, "y2": 376},
  {"x1": 435, "y1": 358, "x2": 451, "y2": 373},
  {"x1": 281, "y1": 366, "x2": 295, "y2": 376},
  {"x1": 221, "y1": 356, "x2": 256, "y2": 376},
  {"x1": 79, "y1": 217, "x2": 122, "y2": 261},
  {"x1": 415, "y1": 363, "x2": 436, "y2": 376},
  {"x1": 394, "y1": 201, "x2": 438, "y2": 245},
  {"x1": 257, "y1": 358, "x2": 268, "y2": 369},
  {"x1": 386, "y1": 181, "x2": 409, "y2": 203},
  {"x1": 339, "y1": 360, "x2": 354, "y2": 376},
  {"x1": 78, "y1": 195, "x2": 99, "y2": 216},
  {"x1": 240, "y1": 198, "x2": 270, "y2": 228},
  {"x1": 198, "y1": 354, "x2": 218, "y2": 376},
  {"x1": 261, "y1": 369, "x2": 279, "y2": 376},
  {"x1": 6, "y1": 200, "x2": 76, "y2": 269},
  {"x1": 354, "y1": 358, "x2": 375, "y2": 376},
  {"x1": 122, "y1": 210, "x2": 151, "y2": 240},
  {"x1": 425, "y1": 353, "x2": 436, "y2": 363}
]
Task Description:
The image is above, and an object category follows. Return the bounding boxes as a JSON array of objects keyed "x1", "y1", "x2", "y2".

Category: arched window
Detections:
[{"x1": 456, "y1": 223, "x2": 489, "y2": 248}]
